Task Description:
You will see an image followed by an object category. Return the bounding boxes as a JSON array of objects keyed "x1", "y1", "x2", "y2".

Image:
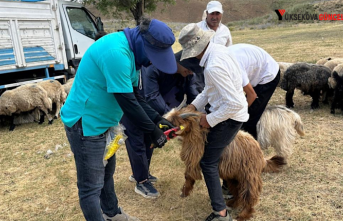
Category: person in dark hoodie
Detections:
[
  {"x1": 121, "y1": 50, "x2": 202, "y2": 199},
  {"x1": 60, "y1": 17, "x2": 176, "y2": 221}
]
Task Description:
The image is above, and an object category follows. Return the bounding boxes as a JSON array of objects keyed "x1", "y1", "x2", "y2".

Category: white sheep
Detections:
[
  {"x1": 37, "y1": 80, "x2": 67, "y2": 121},
  {"x1": 0, "y1": 84, "x2": 52, "y2": 130},
  {"x1": 324, "y1": 58, "x2": 343, "y2": 72},
  {"x1": 316, "y1": 57, "x2": 337, "y2": 65},
  {"x1": 63, "y1": 78, "x2": 74, "y2": 95}
]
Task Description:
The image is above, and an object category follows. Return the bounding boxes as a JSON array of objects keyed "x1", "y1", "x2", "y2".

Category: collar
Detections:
[{"x1": 199, "y1": 42, "x2": 214, "y2": 68}]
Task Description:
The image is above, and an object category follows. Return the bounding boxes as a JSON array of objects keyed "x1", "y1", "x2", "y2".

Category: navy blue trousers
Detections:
[{"x1": 121, "y1": 115, "x2": 153, "y2": 183}]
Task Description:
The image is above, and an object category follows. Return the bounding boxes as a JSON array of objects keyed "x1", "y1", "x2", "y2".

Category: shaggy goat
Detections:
[
  {"x1": 0, "y1": 84, "x2": 52, "y2": 130},
  {"x1": 37, "y1": 80, "x2": 67, "y2": 122},
  {"x1": 330, "y1": 64, "x2": 343, "y2": 114},
  {"x1": 164, "y1": 108, "x2": 286, "y2": 221},
  {"x1": 280, "y1": 63, "x2": 331, "y2": 109},
  {"x1": 257, "y1": 105, "x2": 305, "y2": 162}
]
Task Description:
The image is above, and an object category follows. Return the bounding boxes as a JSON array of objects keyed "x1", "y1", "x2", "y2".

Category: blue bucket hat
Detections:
[{"x1": 141, "y1": 19, "x2": 177, "y2": 74}]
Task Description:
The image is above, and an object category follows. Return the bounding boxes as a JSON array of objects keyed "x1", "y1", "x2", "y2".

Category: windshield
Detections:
[{"x1": 66, "y1": 7, "x2": 97, "y2": 39}]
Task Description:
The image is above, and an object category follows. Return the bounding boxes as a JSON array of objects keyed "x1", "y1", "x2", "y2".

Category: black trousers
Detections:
[
  {"x1": 200, "y1": 118, "x2": 242, "y2": 212},
  {"x1": 241, "y1": 70, "x2": 280, "y2": 139}
]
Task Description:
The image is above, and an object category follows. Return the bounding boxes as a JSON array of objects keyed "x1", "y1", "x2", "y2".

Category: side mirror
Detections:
[{"x1": 95, "y1": 17, "x2": 104, "y2": 32}]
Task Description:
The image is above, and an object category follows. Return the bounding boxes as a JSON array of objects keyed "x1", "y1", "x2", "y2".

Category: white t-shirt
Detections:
[
  {"x1": 228, "y1": 44, "x2": 279, "y2": 87},
  {"x1": 197, "y1": 20, "x2": 232, "y2": 47}
]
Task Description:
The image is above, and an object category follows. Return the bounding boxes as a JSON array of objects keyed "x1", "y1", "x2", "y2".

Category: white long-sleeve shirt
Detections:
[
  {"x1": 228, "y1": 44, "x2": 279, "y2": 87},
  {"x1": 192, "y1": 43, "x2": 249, "y2": 127},
  {"x1": 197, "y1": 20, "x2": 232, "y2": 47}
]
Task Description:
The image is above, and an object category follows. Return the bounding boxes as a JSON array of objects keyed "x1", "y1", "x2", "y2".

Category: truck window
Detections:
[{"x1": 66, "y1": 7, "x2": 97, "y2": 39}]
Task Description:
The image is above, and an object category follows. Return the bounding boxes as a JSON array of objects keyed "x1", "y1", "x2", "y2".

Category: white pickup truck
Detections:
[{"x1": 0, "y1": 0, "x2": 103, "y2": 92}]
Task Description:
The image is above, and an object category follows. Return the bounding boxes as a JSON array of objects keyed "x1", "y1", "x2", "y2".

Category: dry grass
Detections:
[{"x1": 1, "y1": 22, "x2": 343, "y2": 221}]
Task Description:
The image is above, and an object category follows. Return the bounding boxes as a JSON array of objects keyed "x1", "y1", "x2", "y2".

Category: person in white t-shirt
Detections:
[
  {"x1": 198, "y1": 1, "x2": 232, "y2": 47},
  {"x1": 228, "y1": 43, "x2": 280, "y2": 140}
]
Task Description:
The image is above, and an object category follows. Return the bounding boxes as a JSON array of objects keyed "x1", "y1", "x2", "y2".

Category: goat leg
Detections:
[{"x1": 180, "y1": 174, "x2": 195, "y2": 198}]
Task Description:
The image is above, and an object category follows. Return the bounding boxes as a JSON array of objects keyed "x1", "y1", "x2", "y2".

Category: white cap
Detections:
[{"x1": 206, "y1": 1, "x2": 223, "y2": 14}]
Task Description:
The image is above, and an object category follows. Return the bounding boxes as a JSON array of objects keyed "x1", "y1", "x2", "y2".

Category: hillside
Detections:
[{"x1": 88, "y1": 0, "x2": 342, "y2": 25}]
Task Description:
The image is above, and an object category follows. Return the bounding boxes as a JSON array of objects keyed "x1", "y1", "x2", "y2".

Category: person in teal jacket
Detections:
[{"x1": 61, "y1": 17, "x2": 176, "y2": 221}]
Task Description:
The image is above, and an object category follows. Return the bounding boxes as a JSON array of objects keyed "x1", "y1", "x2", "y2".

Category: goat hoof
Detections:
[
  {"x1": 331, "y1": 110, "x2": 335, "y2": 114},
  {"x1": 48, "y1": 120, "x2": 54, "y2": 125},
  {"x1": 180, "y1": 192, "x2": 189, "y2": 198},
  {"x1": 54, "y1": 116, "x2": 58, "y2": 119}
]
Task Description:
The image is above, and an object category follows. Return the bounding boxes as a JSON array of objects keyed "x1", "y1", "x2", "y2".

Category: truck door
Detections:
[{"x1": 61, "y1": 6, "x2": 97, "y2": 60}]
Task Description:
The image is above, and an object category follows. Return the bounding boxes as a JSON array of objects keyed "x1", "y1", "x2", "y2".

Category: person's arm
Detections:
[
  {"x1": 133, "y1": 87, "x2": 164, "y2": 123},
  {"x1": 113, "y1": 92, "x2": 156, "y2": 133},
  {"x1": 185, "y1": 75, "x2": 199, "y2": 104},
  {"x1": 243, "y1": 83, "x2": 257, "y2": 107},
  {"x1": 113, "y1": 92, "x2": 170, "y2": 148}
]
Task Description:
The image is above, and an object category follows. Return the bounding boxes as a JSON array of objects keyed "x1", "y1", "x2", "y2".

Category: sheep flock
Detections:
[{"x1": 0, "y1": 78, "x2": 74, "y2": 131}]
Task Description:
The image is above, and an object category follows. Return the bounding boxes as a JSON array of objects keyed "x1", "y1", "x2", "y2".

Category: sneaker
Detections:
[
  {"x1": 103, "y1": 207, "x2": 140, "y2": 221},
  {"x1": 205, "y1": 210, "x2": 232, "y2": 221},
  {"x1": 222, "y1": 185, "x2": 234, "y2": 200},
  {"x1": 135, "y1": 180, "x2": 160, "y2": 199},
  {"x1": 129, "y1": 174, "x2": 158, "y2": 183}
]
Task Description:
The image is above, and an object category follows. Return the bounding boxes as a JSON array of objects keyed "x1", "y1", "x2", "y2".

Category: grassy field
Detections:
[{"x1": 1, "y1": 22, "x2": 343, "y2": 221}]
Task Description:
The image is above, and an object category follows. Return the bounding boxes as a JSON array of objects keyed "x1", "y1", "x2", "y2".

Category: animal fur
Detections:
[
  {"x1": 330, "y1": 64, "x2": 343, "y2": 114},
  {"x1": 316, "y1": 57, "x2": 336, "y2": 65},
  {"x1": 0, "y1": 84, "x2": 52, "y2": 131},
  {"x1": 323, "y1": 58, "x2": 343, "y2": 71},
  {"x1": 63, "y1": 78, "x2": 74, "y2": 95},
  {"x1": 257, "y1": 105, "x2": 305, "y2": 162},
  {"x1": 164, "y1": 108, "x2": 286, "y2": 221},
  {"x1": 280, "y1": 63, "x2": 331, "y2": 109},
  {"x1": 277, "y1": 62, "x2": 293, "y2": 87},
  {"x1": 37, "y1": 80, "x2": 67, "y2": 121}
]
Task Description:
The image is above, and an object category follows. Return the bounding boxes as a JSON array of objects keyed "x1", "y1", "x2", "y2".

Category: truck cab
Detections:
[{"x1": 0, "y1": 0, "x2": 103, "y2": 93}]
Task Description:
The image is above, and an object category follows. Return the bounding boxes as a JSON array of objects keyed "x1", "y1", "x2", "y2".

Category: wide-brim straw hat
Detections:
[{"x1": 178, "y1": 23, "x2": 215, "y2": 61}]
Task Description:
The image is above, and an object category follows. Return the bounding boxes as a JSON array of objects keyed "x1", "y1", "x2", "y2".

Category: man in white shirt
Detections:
[
  {"x1": 220, "y1": 43, "x2": 280, "y2": 201},
  {"x1": 195, "y1": 1, "x2": 233, "y2": 96},
  {"x1": 229, "y1": 43, "x2": 280, "y2": 139},
  {"x1": 198, "y1": 1, "x2": 233, "y2": 47},
  {"x1": 178, "y1": 23, "x2": 249, "y2": 221}
]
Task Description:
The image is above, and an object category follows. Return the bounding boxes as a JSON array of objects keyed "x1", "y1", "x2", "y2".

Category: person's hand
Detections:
[
  {"x1": 199, "y1": 113, "x2": 210, "y2": 128},
  {"x1": 156, "y1": 117, "x2": 175, "y2": 131},
  {"x1": 177, "y1": 63, "x2": 193, "y2": 77},
  {"x1": 150, "y1": 126, "x2": 167, "y2": 148}
]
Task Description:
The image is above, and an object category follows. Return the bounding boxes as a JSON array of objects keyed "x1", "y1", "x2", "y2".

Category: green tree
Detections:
[{"x1": 84, "y1": 0, "x2": 177, "y2": 25}]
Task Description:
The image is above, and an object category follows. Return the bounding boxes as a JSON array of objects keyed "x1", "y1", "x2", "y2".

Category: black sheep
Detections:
[{"x1": 280, "y1": 63, "x2": 331, "y2": 109}]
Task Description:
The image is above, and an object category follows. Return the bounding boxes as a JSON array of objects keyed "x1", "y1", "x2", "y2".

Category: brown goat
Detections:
[{"x1": 164, "y1": 108, "x2": 286, "y2": 221}]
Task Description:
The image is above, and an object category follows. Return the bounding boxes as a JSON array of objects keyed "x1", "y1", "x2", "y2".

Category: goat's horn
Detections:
[{"x1": 179, "y1": 113, "x2": 199, "y2": 119}]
